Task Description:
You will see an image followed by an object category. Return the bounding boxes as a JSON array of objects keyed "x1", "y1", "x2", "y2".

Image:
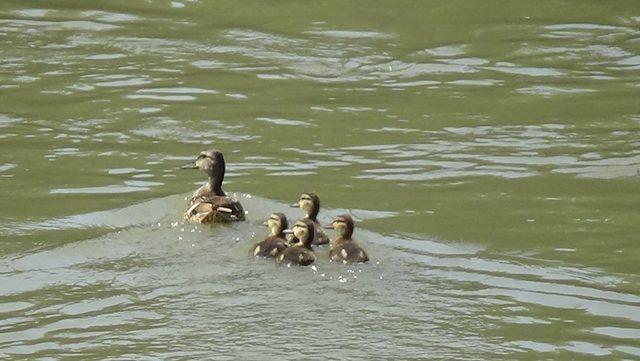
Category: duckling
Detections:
[
  {"x1": 181, "y1": 149, "x2": 245, "y2": 223},
  {"x1": 276, "y1": 219, "x2": 316, "y2": 266},
  {"x1": 326, "y1": 215, "x2": 369, "y2": 264},
  {"x1": 251, "y1": 213, "x2": 289, "y2": 258},
  {"x1": 291, "y1": 192, "x2": 330, "y2": 245}
]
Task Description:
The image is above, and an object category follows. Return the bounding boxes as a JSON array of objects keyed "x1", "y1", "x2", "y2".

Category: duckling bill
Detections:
[
  {"x1": 292, "y1": 192, "x2": 330, "y2": 245},
  {"x1": 251, "y1": 213, "x2": 289, "y2": 258},
  {"x1": 326, "y1": 215, "x2": 369, "y2": 264},
  {"x1": 181, "y1": 149, "x2": 245, "y2": 223},
  {"x1": 276, "y1": 219, "x2": 316, "y2": 266}
]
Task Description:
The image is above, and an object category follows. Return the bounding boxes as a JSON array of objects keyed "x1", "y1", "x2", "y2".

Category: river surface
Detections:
[{"x1": 1, "y1": 1, "x2": 639, "y2": 359}]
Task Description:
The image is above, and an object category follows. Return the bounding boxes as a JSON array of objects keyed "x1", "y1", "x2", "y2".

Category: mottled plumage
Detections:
[
  {"x1": 327, "y1": 215, "x2": 369, "y2": 264},
  {"x1": 292, "y1": 192, "x2": 329, "y2": 245},
  {"x1": 251, "y1": 213, "x2": 289, "y2": 258},
  {"x1": 181, "y1": 149, "x2": 245, "y2": 223},
  {"x1": 277, "y1": 219, "x2": 316, "y2": 266}
]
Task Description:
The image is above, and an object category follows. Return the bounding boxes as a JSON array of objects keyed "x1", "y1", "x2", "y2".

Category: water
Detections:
[{"x1": 1, "y1": 0, "x2": 639, "y2": 359}]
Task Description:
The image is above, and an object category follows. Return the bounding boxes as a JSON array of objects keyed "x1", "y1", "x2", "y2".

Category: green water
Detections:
[{"x1": 1, "y1": 0, "x2": 639, "y2": 359}]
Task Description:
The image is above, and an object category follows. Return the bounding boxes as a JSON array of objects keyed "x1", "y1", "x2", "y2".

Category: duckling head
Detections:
[
  {"x1": 182, "y1": 149, "x2": 226, "y2": 195},
  {"x1": 295, "y1": 192, "x2": 320, "y2": 220},
  {"x1": 264, "y1": 212, "x2": 288, "y2": 237},
  {"x1": 292, "y1": 219, "x2": 315, "y2": 248},
  {"x1": 330, "y1": 214, "x2": 355, "y2": 239}
]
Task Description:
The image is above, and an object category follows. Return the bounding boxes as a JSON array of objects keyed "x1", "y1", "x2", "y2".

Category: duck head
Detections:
[
  {"x1": 287, "y1": 219, "x2": 315, "y2": 248},
  {"x1": 182, "y1": 149, "x2": 226, "y2": 195},
  {"x1": 263, "y1": 212, "x2": 288, "y2": 237},
  {"x1": 291, "y1": 192, "x2": 320, "y2": 221},
  {"x1": 327, "y1": 214, "x2": 354, "y2": 239}
]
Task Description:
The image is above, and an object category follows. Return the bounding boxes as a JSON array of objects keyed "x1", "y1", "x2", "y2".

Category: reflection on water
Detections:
[{"x1": 0, "y1": 0, "x2": 639, "y2": 359}]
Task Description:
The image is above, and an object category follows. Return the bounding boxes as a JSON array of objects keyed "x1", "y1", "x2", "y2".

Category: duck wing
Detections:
[
  {"x1": 330, "y1": 241, "x2": 369, "y2": 263},
  {"x1": 184, "y1": 195, "x2": 245, "y2": 223}
]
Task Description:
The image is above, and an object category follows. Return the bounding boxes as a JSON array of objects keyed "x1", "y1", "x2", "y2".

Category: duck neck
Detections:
[
  {"x1": 208, "y1": 174, "x2": 225, "y2": 196},
  {"x1": 305, "y1": 206, "x2": 318, "y2": 221},
  {"x1": 271, "y1": 225, "x2": 282, "y2": 237},
  {"x1": 293, "y1": 235, "x2": 313, "y2": 249},
  {"x1": 342, "y1": 222, "x2": 354, "y2": 239}
]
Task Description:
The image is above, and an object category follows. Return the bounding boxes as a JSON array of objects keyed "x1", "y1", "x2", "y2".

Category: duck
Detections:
[
  {"x1": 276, "y1": 219, "x2": 316, "y2": 266},
  {"x1": 251, "y1": 213, "x2": 289, "y2": 258},
  {"x1": 181, "y1": 149, "x2": 245, "y2": 223},
  {"x1": 291, "y1": 192, "x2": 330, "y2": 245},
  {"x1": 325, "y1": 214, "x2": 369, "y2": 264}
]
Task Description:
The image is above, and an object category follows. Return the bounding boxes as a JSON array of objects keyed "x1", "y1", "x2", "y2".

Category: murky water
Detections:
[{"x1": 1, "y1": 1, "x2": 639, "y2": 359}]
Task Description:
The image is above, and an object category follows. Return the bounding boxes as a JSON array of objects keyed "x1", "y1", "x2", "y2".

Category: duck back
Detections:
[
  {"x1": 277, "y1": 246, "x2": 316, "y2": 266},
  {"x1": 252, "y1": 235, "x2": 289, "y2": 258},
  {"x1": 330, "y1": 239, "x2": 369, "y2": 264},
  {"x1": 184, "y1": 194, "x2": 245, "y2": 223}
]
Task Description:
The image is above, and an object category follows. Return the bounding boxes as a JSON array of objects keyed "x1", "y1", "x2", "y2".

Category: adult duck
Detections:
[{"x1": 181, "y1": 149, "x2": 245, "y2": 223}]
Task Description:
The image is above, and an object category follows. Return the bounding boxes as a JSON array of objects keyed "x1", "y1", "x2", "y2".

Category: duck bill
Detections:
[
  {"x1": 180, "y1": 162, "x2": 198, "y2": 169},
  {"x1": 282, "y1": 229, "x2": 294, "y2": 234},
  {"x1": 323, "y1": 225, "x2": 334, "y2": 230},
  {"x1": 289, "y1": 203, "x2": 299, "y2": 208},
  {"x1": 262, "y1": 221, "x2": 268, "y2": 226}
]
